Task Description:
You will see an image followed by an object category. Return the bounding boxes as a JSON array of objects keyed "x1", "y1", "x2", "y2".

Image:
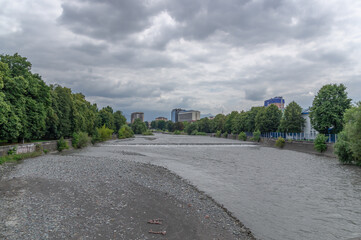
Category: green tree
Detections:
[
  {"x1": 255, "y1": 105, "x2": 282, "y2": 132},
  {"x1": 279, "y1": 101, "x2": 305, "y2": 133},
  {"x1": 114, "y1": 110, "x2": 127, "y2": 132},
  {"x1": 310, "y1": 84, "x2": 351, "y2": 134},
  {"x1": 210, "y1": 114, "x2": 225, "y2": 132},
  {"x1": 165, "y1": 120, "x2": 175, "y2": 132},
  {"x1": 131, "y1": 118, "x2": 147, "y2": 134},
  {"x1": 232, "y1": 111, "x2": 247, "y2": 134},
  {"x1": 97, "y1": 106, "x2": 115, "y2": 130},
  {"x1": 197, "y1": 117, "x2": 210, "y2": 133},
  {"x1": 224, "y1": 111, "x2": 238, "y2": 133},
  {"x1": 174, "y1": 121, "x2": 184, "y2": 131},
  {"x1": 335, "y1": 103, "x2": 361, "y2": 165},
  {"x1": 156, "y1": 120, "x2": 166, "y2": 130},
  {"x1": 245, "y1": 107, "x2": 263, "y2": 132},
  {"x1": 150, "y1": 120, "x2": 157, "y2": 129}
]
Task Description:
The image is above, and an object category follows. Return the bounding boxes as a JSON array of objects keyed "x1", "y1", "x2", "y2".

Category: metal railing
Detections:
[{"x1": 256, "y1": 132, "x2": 338, "y2": 143}]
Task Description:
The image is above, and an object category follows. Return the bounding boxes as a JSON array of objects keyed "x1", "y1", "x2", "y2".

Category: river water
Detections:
[{"x1": 100, "y1": 134, "x2": 361, "y2": 240}]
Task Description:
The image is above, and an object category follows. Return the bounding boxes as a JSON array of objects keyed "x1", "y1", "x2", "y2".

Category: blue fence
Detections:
[{"x1": 257, "y1": 132, "x2": 338, "y2": 143}]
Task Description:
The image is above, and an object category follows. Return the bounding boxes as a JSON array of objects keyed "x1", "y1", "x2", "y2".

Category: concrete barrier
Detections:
[{"x1": 0, "y1": 139, "x2": 72, "y2": 157}]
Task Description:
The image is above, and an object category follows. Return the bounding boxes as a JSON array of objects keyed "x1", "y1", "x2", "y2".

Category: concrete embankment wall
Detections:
[
  {"x1": 0, "y1": 139, "x2": 72, "y2": 157},
  {"x1": 210, "y1": 133, "x2": 336, "y2": 158}
]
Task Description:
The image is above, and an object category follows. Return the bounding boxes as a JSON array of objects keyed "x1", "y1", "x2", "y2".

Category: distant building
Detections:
[
  {"x1": 171, "y1": 108, "x2": 185, "y2": 122},
  {"x1": 155, "y1": 117, "x2": 168, "y2": 121},
  {"x1": 264, "y1": 96, "x2": 285, "y2": 110},
  {"x1": 178, "y1": 110, "x2": 201, "y2": 122},
  {"x1": 301, "y1": 109, "x2": 318, "y2": 139},
  {"x1": 131, "y1": 112, "x2": 144, "y2": 123}
]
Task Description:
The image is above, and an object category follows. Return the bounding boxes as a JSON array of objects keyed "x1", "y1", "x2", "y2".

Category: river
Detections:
[{"x1": 97, "y1": 134, "x2": 361, "y2": 240}]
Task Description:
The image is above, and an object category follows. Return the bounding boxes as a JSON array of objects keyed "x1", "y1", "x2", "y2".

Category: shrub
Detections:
[
  {"x1": 91, "y1": 130, "x2": 100, "y2": 144},
  {"x1": 334, "y1": 132, "x2": 354, "y2": 164},
  {"x1": 222, "y1": 132, "x2": 228, "y2": 138},
  {"x1": 7, "y1": 146, "x2": 17, "y2": 155},
  {"x1": 118, "y1": 125, "x2": 134, "y2": 139},
  {"x1": 238, "y1": 132, "x2": 247, "y2": 141},
  {"x1": 174, "y1": 130, "x2": 181, "y2": 135},
  {"x1": 57, "y1": 137, "x2": 69, "y2": 152},
  {"x1": 215, "y1": 130, "x2": 222, "y2": 138},
  {"x1": 191, "y1": 130, "x2": 198, "y2": 135},
  {"x1": 275, "y1": 136, "x2": 286, "y2": 148},
  {"x1": 77, "y1": 132, "x2": 90, "y2": 148},
  {"x1": 0, "y1": 151, "x2": 42, "y2": 165},
  {"x1": 251, "y1": 130, "x2": 261, "y2": 142},
  {"x1": 97, "y1": 125, "x2": 114, "y2": 141},
  {"x1": 142, "y1": 130, "x2": 154, "y2": 136},
  {"x1": 72, "y1": 132, "x2": 79, "y2": 148},
  {"x1": 314, "y1": 134, "x2": 327, "y2": 153},
  {"x1": 43, "y1": 149, "x2": 49, "y2": 154}
]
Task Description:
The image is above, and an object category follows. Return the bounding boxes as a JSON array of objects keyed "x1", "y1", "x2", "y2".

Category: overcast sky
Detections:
[{"x1": 1, "y1": 0, "x2": 361, "y2": 121}]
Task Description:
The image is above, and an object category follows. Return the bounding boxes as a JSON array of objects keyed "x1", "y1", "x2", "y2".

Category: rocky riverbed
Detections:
[{"x1": 0, "y1": 140, "x2": 254, "y2": 240}]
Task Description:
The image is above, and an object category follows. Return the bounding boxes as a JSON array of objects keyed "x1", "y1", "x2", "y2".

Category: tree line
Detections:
[{"x1": 0, "y1": 53, "x2": 126, "y2": 143}]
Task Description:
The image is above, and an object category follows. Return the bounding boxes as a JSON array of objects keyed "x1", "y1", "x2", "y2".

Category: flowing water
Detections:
[{"x1": 99, "y1": 134, "x2": 361, "y2": 240}]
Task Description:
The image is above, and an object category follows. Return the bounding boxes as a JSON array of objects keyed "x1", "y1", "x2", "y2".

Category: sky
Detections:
[{"x1": 1, "y1": 0, "x2": 361, "y2": 121}]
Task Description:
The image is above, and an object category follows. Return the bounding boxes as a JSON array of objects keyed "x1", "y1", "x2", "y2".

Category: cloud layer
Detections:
[{"x1": 1, "y1": 0, "x2": 361, "y2": 121}]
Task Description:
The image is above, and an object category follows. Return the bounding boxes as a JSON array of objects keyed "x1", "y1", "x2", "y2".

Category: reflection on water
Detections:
[{"x1": 100, "y1": 134, "x2": 361, "y2": 240}]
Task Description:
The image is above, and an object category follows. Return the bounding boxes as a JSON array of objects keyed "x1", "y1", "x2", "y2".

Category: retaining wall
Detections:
[{"x1": 0, "y1": 139, "x2": 72, "y2": 157}]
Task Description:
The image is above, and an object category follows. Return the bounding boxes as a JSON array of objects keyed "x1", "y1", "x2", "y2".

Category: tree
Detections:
[
  {"x1": 197, "y1": 117, "x2": 210, "y2": 133},
  {"x1": 174, "y1": 121, "x2": 184, "y2": 131},
  {"x1": 310, "y1": 84, "x2": 351, "y2": 134},
  {"x1": 210, "y1": 114, "x2": 225, "y2": 132},
  {"x1": 97, "y1": 106, "x2": 115, "y2": 131},
  {"x1": 335, "y1": 103, "x2": 361, "y2": 165},
  {"x1": 244, "y1": 107, "x2": 263, "y2": 132},
  {"x1": 224, "y1": 111, "x2": 238, "y2": 133},
  {"x1": 114, "y1": 110, "x2": 127, "y2": 132},
  {"x1": 279, "y1": 101, "x2": 305, "y2": 133},
  {"x1": 255, "y1": 105, "x2": 282, "y2": 132},
  {"x1": 131, "y1": 118, "x2": 147, "y2": 134},
  {"x1": 165, "y1": 120, "x2": 175, "y2": 132},
  {"x1": 232, "y1": 111, "x2": 247, "y2": 134},
  {"x1": 157, "y1": 120, "x2": 166, "y2": 130}
]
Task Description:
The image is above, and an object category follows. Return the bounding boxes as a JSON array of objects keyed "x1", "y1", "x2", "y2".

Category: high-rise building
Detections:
[
  {"x1": 171, "y1": 108, "x2": 185, "y2": 122},
  {"x1": 131, "y1": 112, "x2": 144, "y2": 123},
  {"x1": 264, "y1": 96, "x2": 285, "y2": 110},
  {"x1": 178, "y1": 110, "x2": 201, "y2": 122}
]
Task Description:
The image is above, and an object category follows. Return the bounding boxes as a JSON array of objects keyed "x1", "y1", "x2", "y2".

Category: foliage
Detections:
[
  {"x1": 173, "y1": 130, "x2": 181, "y2": 135},
  {"x1": 97, "y1": 125, "x2": 114, "y2": 141},
  {"x1": 35, "y1": 144, "x2": 43, "y2": 152},
  {"x1": 142, "y1": 130, "x2": 154, "y2": 135},
  {"x1": 222, "y1": 132, "x2": 228, "y2": 138},
  {"x1": 210, "y1": 114, "x2": 226, "y2": 133},
  {"x1": 7, "y1": 146, "x2": 17, "y2": 155},
  {"x1": 165, "y1": 120, "x2": 175, "y2": 132},
  {"x1": 97, "y1": 106, "x2": 115, "y2": 130},
  {"x1": 275, "y1": 137, "x2": 286, "y2": 148},
  {"x1": 57, "y1": 137, "x2": 69, "y2": 152},
  {"x1": 334, "y1": 103, "x2": 361, "y2": 165},
  {"x1": 113, "y1": 110, "x2": 126, "y2": 132},
  {"x1": 191, "y1": 130, "x2": 198, "y2": 135},
  {"x1": 118, "y1": 125, "x2": 134, "y2": 139},
  {"x1": 215, "y1": 130, "x2": 222, "y2": 137},
  {"x1": 255, "y1": 105, "x2": 282, "y2": 133},
  {"x1": 131, "y1": 118, "x2": 147, "y2": 134},
  {"x1": 174, "y1": 122, "x2": 184, "y2": 131},
  {"x1": 310, "y1": 84, "x2": 351, "y2": 134},
  {"x1": 279, "y1": 101, "x2": 305, "y2": 133},
  {"x1": 224, "y1": 111, "x2": 238, "y2": 133},
  {"x1": 185, "y1": 123, "x2": 198, "y2": 135},
  {"x1": 0, "y1": 151, "x2": 42, "y2": 165},
  {"x1": 77, "y1": 132, "x2": 90, "y2": 148},
  {"x1": 238, "y1": 132, "x2": 247, "y2": 141},
  {"x1": 314, "y1": 134, "x2": 327, "y2": 153},
  {"x1": 72, "y1": 132, "x2": 79, "y2": 148},
  {"x1": 195, "y1": 132, "x2": 207, "y2": 136},
  {"x1": 251, "y1": 130, "x2": 261, "y2": 142}
]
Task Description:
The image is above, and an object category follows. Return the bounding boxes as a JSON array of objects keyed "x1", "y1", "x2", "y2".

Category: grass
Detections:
[{"x1": 0, "y1": 151, "x2": 42, "y2": 165}]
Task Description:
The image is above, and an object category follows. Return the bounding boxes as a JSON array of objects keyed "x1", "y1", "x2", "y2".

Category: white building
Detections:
[
  {"x1": 301, "y1": 109, "x2": 318, "y2": 139},
  {"x1": 178, "y1": 110, "x2": 200, "y2": 122}
]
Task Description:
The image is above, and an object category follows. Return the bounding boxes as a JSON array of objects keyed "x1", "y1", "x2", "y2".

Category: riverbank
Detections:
[{"x1": 0, "y1": 145, "x2": 254, "y2": 239}]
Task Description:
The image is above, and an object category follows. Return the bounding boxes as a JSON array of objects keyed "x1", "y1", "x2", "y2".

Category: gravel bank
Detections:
[{"x1": 0, "y1": 143, "x2": 254, "y2": 240}]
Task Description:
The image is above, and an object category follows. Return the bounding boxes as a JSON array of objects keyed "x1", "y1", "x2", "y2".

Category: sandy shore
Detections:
[{"x1": 0, "y1": 146, "x2": 254, "y2": 240}]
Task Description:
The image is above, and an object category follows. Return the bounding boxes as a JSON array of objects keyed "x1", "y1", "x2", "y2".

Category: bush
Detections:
[
  {"x1": 251, "y1": 130, "x2": 261, "y2": 142},
  {"x1": 77, "y1": 132, "x2": 90, "y2": 148},
  {"x1": 222, "y1": 132, "x2": 228, "y2": 138},
  {"x1": 275, "y1": 136, "x2": 286, "y2": 148},
  {"x1": 97, "y1": 125, "x2": 114, "y2": 142},
  {"x1": 142, "y1": 130, "x2": 154, "y2": 136},
  {"x1": 57, "y1": 137, "x2": 69, "y2": 152},
  {"x1": 7, "y1": 146, "x2": 17, "y2": 155},
  {"x1": 314, "y1": 134, "x2": 327, "y2": 153},
  {"x1": 238, "y1": 132, "x2": 247, "y2": 141},
  {"x1": 191, "y1": 130, "x2": 198, "y2": 135},
  {"x1": 35, "y1": 144, "x2": 43, "y2": 152},
  {"x1": 215, "y1": 130, "x2": 222, "y2": 138},
  {"x1": 91, "y1": 130, "x2": 100, "y2": 144},
  {"x1": 173, "y1": 130, "x2": 181, "y2": 135},
  {"x1": 43, "y1": 149, "x2": 49, "y2": 154},
  {"x1": 118, "y1": 125, "x2": 134, "y2": 139},
  {"x1": 334, "y1": 132, "x2": 354, "y2": 164},
  {"x1": 0, "y1": 151, "x2": 42, "y2": 165},
  {"x1": 72, "y1": 132, "x2": 79, "y2": 148}
]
